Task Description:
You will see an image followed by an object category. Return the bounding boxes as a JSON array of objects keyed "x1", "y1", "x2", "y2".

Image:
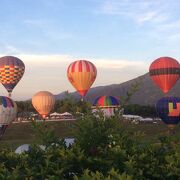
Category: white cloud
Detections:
[
  {"x1": 99, "y1": 0, "x2": 169, "y2": 24},
  {"x1": 5, "y1": 45, "x2": 20, "y2": 54},
  {"x1": 0, "y1": 44, "x2": 21, "y2": 54},
  {"x1": 137, "y1": 11, "x2": 159, "y2": 24},
  {"x1": 156, "y1": 20, "x2": 180, "y2": 31},
  {"x1": 24, "y1": 19, "x2": 74, "y2": 40},
  {"x1": 94, "y1": 58, "x2": 146, "y2": 69},
  {"x1": 150, "y1": 19, "x2": 180, "y2": 42},
  {"x1": 18, "y1": 54, "x2": 72, "y2": 66},
  {"x1": 97, "y1": 0, "x2": 180, "y2": 44},
  {"x1": 97, "y1": 0, "x2": 180, "y2": 32},
  {"x1": 24, "y1": 19, "x2": 47, "y2": 27},
  {"x1": 40, "y1": 0, "x2": 64, "y2": 8}
]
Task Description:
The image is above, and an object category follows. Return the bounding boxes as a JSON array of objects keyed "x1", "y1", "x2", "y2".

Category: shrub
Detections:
[{"x1": 0, "y1": 113, "x2": 179, "y2": 179}]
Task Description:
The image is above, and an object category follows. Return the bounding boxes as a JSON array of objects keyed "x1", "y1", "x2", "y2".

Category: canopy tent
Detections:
[
  {"x1": 15, "y1": 144, "x2": 45, "y2": 154},
  {"x1": 60, "y1": 112, "x2": 73, "y2": 119},
  {"x1": 49, "y1": 112, "x2": 62, "y2": 119},
  {"x1": 50, "y1": 112, "x2": 61, "y2": 116},
  {"x1": 60, "y1": 112, "x2": 72, "y2": 116}
]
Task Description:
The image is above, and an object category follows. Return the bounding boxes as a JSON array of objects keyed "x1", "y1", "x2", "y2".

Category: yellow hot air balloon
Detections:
[
  {"x1": 67, "y1": 60, "x2": 97, "y2": 100},
  {"x1": 32, "y1": 91, "x2": 55, "y2": 119}
]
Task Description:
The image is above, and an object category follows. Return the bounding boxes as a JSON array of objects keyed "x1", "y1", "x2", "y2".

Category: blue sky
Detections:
[{"x1": 0, "y1": 0, "x2": 179, "y2": 100}]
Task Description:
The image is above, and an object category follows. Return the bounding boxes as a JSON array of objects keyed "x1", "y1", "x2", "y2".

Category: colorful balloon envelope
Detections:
[
  {"x1": 156, "y1": 97, "x2": 180, "y2": 127},
  {"x1": 93, "y1": 96, "x2": 119, "y2": 108},
  {"x1": 92, "y1": 96, "x2": 120, "y2": 117},
  {"x1": 67, "y1": 60, "x2": 97, "y2": 99},
  {"x1": 0, "y1": 56, "x2": 25, "y2": 97},
  {"x1": 149, "y1": 57, "x2": 180, "y2": 93},
  {"x1": 32, "y1": 91, "x2": 55, "y2": 119},
  {"x1": 0, "y1": 96, "x2": 17, "y2": 137}
]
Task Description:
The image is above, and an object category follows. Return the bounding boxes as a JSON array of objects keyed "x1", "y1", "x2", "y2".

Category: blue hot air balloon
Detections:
[{"x1": 155, "y1": 97, "x2": 180, "y2": 128}]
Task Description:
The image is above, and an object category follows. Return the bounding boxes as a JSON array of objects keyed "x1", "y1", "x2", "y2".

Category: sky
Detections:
[{"x1": 0, "y1": 0, "x2": 180, "y2": 100}]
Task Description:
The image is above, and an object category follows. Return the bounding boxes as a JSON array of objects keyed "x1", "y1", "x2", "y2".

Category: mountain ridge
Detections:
[{"x1": 55, "y1": 73, "x2": 180, "y2": 105}]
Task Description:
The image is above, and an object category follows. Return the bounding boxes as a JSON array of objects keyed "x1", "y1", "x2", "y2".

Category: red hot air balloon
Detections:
[
  {"x1": 149, "y1": 57, "x2": 180, "y2": 93},
  {"x1": 67, "y1": 60, "x2": 97, "y2": 100}
]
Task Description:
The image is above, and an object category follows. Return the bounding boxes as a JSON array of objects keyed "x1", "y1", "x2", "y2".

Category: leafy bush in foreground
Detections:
[{"x1": 0, "y1": 113, "x2": 179, "y2": 179}]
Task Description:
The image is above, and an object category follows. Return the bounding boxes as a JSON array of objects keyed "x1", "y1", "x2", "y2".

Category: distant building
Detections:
[
  {"x1": 50, "y1": 112, "x2": 74, "y2": 120},
  {"x1": 122, "y1": 114, "x2": 161, "y2": 124}
]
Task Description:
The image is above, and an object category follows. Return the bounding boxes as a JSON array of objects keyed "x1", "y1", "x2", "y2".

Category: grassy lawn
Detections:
[
  {"x1": 0, "y1": 120, "x2": 76, "y2": 149},
  {"x1": 121, "y1": 122, "x2": 180, "y2": 143},
  {"x1": 1, "y1": 120, "x2": 180, "y2": 150}
]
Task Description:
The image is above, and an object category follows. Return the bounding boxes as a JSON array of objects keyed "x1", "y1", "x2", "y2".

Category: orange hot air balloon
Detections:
[
  {"x1": 32, "y1": 91, "x2": 55, "y2": 119},
  {"x1": 149, "y1": 57, "x2": 180, "y2": 93},
  {"x1": 67, "y1": 60, "x2": 97, "y2": 99}
]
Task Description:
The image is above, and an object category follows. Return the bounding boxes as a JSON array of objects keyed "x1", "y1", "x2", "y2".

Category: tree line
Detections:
[{"x1": 16, "y1": 99, "x2": 157, "y2": 118}]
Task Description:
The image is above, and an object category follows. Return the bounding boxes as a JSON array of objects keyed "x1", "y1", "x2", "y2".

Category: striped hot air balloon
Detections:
[
  {"x1": 0, "y1": 96, "x2": 17, "y2": 137},
  {"x1": 149, "y1": 57, "x2": 180, "y2": 94},
  {"x1": 67, "y1": 60, "x2": 97, "y2": 100},
  {"x1": 156, "y1": 97, "x2": 180, "y2": 129},
  {"x1": 0, "y1": 56, "x2": 25, "y2": 97},
  {"x1": 92, "y1": 96, "x2": 120, "y2": 117},
  {"x1": 32, "y1": 91, "x2": 55, "y2": 119}
]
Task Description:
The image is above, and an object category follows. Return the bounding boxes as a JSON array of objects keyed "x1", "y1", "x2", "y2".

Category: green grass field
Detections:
[
  {"x1": 0, "y1": 121, "x2": 75, "y2": 149},
  {"x1": 1, "y1": 120, "x2": 180, "y2": 150}
]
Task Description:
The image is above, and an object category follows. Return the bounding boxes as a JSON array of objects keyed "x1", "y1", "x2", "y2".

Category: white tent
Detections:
[
  {"x1": 50, "y1": 112, "x2": 62, "y2": 119},
  {"x1": 50, "y1": 112, "x2": 61, "y2": 116},
  {"x1": 122, "y1": 114, "x2": 142, "y2": 120},
  {"x1": 15, "y1": 144, "x2": 30, "y2": 154},
  {"x1": 139, "y1": 117, "x2": 153, "y2": 121},
  {"x1": 15, "y1": 144, "x2": 45, "y2": 154},
  {"x1": 60, "y1": 112, "x2": 72, "y2": 116},
  {"x1": 65, "y1": 138, "x2": 75, "y2": 147},
  {"x1": 15, "y1": 139, "x2": 75, "y2": 154},
  {"x1": 60, "y1": 112, "x2": 73, "y2": 119}
]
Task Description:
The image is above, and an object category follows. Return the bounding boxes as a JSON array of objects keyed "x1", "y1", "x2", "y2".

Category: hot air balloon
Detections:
[
  {"x1": 0, "y1": 56, "x2": 25, "y2": 97},
  {"x1": 156, "y1": 97, "x2": 180, "y2": 129},
  {"x1": 0, "y1": 96, "x2": 17, "y2": 138},
  {"x1": 92, "y1": 96, "x2": 120, "y2": 117},
  {"x1": 67, "y1": 60, "x2": 97, "y2": 100},
  {"x1": 149, "y1": 57, "x2": 180, "y2": 94},
  {"x1": 32, "y1": 91, "x2": 55, "y2": 119}
]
